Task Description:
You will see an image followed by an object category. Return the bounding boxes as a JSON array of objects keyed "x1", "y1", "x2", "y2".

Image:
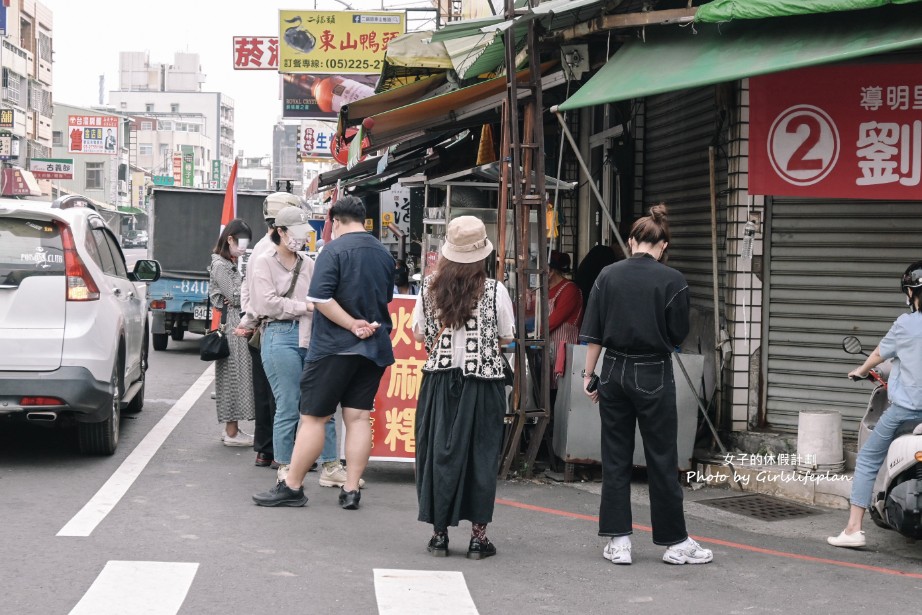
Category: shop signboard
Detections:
[
  {"x1": 181, "y1": 145, "x2": 194, "y2": 187},
  {"x1": 751, "y1": 64, "x2": 922, "y2": 200},
  {"x1": 30, "y1": 157, "x2": 74, "y2": 180},
  {"x1": 278, "y1": 10, "x2": 404, "y2": 75},
  {"x1": 67, "y1": 115, "x2": 119, "y2": 155},
  {"x1": 0, "y1": 132, "x2": 11, "y2": 160},
  {"x1": 380, "y1": 185, "x2": 411, "y2": 245},
  {"x1": 367, "y1": 295, "x2": 425, "y2": 462},
  {"x1": 211, "y1": 159, "x2": 221, "y2": 182},
  {"x1": 172, "y1": 152, "x2": 182, "y2": 185},
  {"x1": 232, "y1": 36, "x2": 279, "y2": 70},
  {"x1": 298, "y1": 120, "x2": 336, "y2": 160},
  {"x1": 0, "y1": 108, "x2": 13, "y2": 129}
]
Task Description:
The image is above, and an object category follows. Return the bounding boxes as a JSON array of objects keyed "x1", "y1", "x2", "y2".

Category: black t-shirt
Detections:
[
  {"x1": 579, "y1": 253, "x2": 689, "y2": 354},
  {"x1": 306, "y1": 231, "x2": 395, "y2": 366}
]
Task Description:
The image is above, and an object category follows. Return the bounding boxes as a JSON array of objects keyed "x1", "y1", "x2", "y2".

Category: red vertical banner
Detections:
[{"x1": 369, "y1": 295, "x2": 426, "y2": 462}]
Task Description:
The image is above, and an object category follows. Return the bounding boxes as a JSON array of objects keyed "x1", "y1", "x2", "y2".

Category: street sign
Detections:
[{"x1": 30, "y1": 157, "x2": 74, "y2": 180}]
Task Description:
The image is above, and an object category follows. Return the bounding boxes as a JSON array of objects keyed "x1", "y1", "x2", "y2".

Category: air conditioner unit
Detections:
[{"x1": 117, "y1": 180, "x2": 128, "y2": 194}]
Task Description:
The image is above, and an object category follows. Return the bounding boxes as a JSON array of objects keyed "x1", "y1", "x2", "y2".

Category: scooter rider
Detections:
[{"x1": 828, "y1": 261, "x2": 922, "y2": 548}]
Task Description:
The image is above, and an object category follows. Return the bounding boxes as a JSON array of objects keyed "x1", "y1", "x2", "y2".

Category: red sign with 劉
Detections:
[{"x1": 750, "y1": 63, "x2": 922, "y2": 200}]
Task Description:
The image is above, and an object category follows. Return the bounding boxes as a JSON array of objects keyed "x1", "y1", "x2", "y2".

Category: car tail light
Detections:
[
  {"x1": 20, "y1": 396, "x2": 64, "y2": 406},
  {"x1": 150, "y1": 299, "x2": 166, "y2": 310},
  {"x1": 59, "y1": 222, "x2": 100, "y2": 301}
]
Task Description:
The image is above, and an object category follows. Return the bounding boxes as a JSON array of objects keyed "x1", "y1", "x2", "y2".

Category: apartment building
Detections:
[
  {"x1": 0, "y1": 0, "x2": 53, "y2": 194},
  {"x1": 108, "y1": 52, "x2": 235, "y2": 188}
]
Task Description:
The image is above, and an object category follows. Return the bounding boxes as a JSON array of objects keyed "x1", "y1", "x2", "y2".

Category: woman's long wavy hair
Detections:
[{"x1": 429, "y1": 256, "x2": 487, "y2": 329}]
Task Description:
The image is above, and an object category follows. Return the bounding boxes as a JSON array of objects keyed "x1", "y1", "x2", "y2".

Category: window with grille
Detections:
[
  {"x1": 140, "y1": 121, "x2": 152, "y2": 131},
  {"x1": 41, "y1": 89, "x2": 52, "y2": 117},
  {"x1": 3, "y1": 69, "x2": 21, "y2": 106},
  {"x1": 52, "y1": 131, "x2": 62, "y2": 147},
  {"x1": 139, "y1": 143, "x2": 153, "y2": 156},
  {"x1": 27, "y1": 140, "x2": 49, "y2": 160},
  {"x1": 158, "y1": 120, "x2": 172, "y2": 130},
  {"x1": 86, "y1": 162, "x2": 104, "y2": 189},
  {"x1": 28, "y1": 82, "x2": 40, "y2": 112},
  {"x1": 38, "y1": 32, "x2": 51, "y2": 62}
]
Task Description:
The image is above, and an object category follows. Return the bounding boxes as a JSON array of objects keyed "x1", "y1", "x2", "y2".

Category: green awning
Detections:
[
  {"x1": 696, "y1": 0, "x2": 921, "y2": 23},
  {"x1": 559, "y1": 4, "x2": 922, "y2": 111},
  {"x1": 117, "y1": 206, "x2": 145, "y2": 215}
]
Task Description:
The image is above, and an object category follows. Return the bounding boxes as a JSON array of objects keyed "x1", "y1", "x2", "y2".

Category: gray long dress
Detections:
[{"x1": 209, "y1": 254, "x2": 255, "y2": 423}]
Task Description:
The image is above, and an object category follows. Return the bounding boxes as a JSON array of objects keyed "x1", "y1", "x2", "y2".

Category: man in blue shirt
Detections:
[
  {"x1": 828, "y1": 261, "x2": 922, "y2": 548},
  {"x1": 253, "y1": 196, "x2": 395, "y2": 510}
]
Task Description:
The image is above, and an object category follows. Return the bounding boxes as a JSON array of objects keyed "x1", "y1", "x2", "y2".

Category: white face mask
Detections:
[
  {"x1": 230, "y1": 236, "x2": 249, "y2": 257},
  {"x1": 286, "y1": 235, "x2": 305, "y2": 252}
]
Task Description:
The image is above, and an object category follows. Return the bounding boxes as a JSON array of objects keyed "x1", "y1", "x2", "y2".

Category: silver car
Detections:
[{"x1": 0, "y1": 196, "x2": 161, "y2": 454}]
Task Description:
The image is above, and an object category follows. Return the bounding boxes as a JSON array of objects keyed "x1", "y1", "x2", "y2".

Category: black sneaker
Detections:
[
  {"x1": 252, "y1": 482, "x2": 307, "y2": 507},
  {"x1": 427, "y1": 534, "x2": 449, "y2": 557},
  {"x1": 339, "y1": 486, "x2": 361, "y2": 510},
  {"x1": 467, "y1": 537, "x2": 497, "y2": 560}
]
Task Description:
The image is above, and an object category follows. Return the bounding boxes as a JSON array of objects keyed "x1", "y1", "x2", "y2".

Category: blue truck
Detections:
[{"x1": 147, "y1": 186, "x2": 269, "y2": 351}]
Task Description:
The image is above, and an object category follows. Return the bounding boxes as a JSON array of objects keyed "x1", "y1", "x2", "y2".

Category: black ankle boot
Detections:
[
  {"x1": 467, "y1": 537, "x2": 496, "y2": 560},
  {"x1": 427, "y1": 534, "x2": 449, "y2": 557}
]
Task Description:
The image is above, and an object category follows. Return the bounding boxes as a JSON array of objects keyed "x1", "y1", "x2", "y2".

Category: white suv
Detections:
[{"x1": 0, "y1": 196, "x2": 161, "y2": 454}]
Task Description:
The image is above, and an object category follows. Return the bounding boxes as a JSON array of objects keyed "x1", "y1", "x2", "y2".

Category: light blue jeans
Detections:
[
  {"x1": 851, "y1": 401, "x2": 922, "y2": 508},
  {"x1": 261, "y1": 321, "x2": 337, "y2": 465}
]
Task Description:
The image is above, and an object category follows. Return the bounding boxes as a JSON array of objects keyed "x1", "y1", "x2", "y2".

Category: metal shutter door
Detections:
[
  {"x1": 765, "y1": 197, "x2": 921, "y2": 434},
  {"x1": 642, "y1": 87, "x2": 727, "y2": 314}
]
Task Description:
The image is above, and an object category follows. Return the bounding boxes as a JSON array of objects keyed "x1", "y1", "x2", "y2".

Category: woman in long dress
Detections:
[
  {"x1": 209, "y1": 218, "x2": 255, "y2": 446},
  {"x1": 412, "y1": 216, "x2": 514, "y2": 559}
]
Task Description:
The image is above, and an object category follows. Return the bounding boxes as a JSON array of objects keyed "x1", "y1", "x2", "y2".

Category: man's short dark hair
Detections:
[{"x1": 329, "y1": 196, "x2": 365, "y2": 224}]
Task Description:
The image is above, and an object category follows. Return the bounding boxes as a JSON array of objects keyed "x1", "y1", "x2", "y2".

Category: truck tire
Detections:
[
  {"x1": 171, "y1": 327, "x2": 185, "y2": 342},
  {"x1": 152, "y1": 332, "x2": 169, "y2": 351},
  {"x1": 78, "y1": 365, "x2": 120, "y2": 455}
]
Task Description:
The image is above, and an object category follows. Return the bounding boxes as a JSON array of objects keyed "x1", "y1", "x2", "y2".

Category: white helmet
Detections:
[{"x1": 263, "y1": 192, "x2": 302, "y2": 222}]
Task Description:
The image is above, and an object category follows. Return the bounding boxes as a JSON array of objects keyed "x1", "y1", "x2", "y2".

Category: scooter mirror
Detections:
[{"x1": 842, "y1": 336, "x2": 864, "y2": 355}]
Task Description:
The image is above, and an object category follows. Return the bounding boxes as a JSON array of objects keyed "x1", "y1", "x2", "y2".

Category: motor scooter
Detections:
[{"x1": 844, "y1": 335, "x2": 922, "y2": 538}]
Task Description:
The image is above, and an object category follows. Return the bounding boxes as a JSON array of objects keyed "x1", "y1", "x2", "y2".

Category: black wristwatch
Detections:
[{"x1": 581, "y1": 369, "x2": 595, "y2": 378}]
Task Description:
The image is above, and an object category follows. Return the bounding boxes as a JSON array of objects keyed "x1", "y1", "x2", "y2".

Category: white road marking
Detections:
[
  {"x1": 374, "y1": 569, "x2": 479, "y2": 615},
  {"x1": 57, "y1": 367, "x2": 215, "y2": 537},
  {"x1": 69, "y1": 561, "x2": 198, "y2": 615}
]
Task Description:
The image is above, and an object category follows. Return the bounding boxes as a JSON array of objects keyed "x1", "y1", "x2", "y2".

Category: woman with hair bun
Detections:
[{"x1": 579, "y1": 203, "x2": 713, "y2": 567}]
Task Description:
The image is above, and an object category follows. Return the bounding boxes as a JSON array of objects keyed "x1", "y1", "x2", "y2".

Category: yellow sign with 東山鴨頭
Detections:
[{"x1": 278, "y1": 10, "x2": 405, "y2": 75}]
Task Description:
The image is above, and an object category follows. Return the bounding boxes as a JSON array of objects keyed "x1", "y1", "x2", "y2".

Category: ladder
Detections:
[{"x1": 497, "y1": 0, "x2": 550, "y2": 479}]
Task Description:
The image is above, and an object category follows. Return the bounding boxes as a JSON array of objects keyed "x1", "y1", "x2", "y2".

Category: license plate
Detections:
[{"x1": 193, "y1": 305, "x2": 212, "y2": 320}]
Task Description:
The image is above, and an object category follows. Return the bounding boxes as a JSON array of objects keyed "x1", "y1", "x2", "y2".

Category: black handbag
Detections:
[{"x1": 199, "y1": 307, "x2": 230, "y2": 361}]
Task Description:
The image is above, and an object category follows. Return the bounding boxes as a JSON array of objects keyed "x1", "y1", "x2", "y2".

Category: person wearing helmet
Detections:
[
  {"x1": 829, "y1": 261, "x2": 922, "y2": 548},
  {"x1": 238, "y1": 192, "x2": 306, "y2": 468}
]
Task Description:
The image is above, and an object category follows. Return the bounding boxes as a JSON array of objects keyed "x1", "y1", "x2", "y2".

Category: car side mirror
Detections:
[{"x1": 130, "y1": 259, "x2": 161, "y2": 283}]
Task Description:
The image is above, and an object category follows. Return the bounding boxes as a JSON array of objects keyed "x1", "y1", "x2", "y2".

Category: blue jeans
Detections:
[
  {"x1": 851, "y1": 402, "x2": 922, "y2": 508},
  {"x1": 261, "y1": 321, "x2": 337, "y2": 465}
]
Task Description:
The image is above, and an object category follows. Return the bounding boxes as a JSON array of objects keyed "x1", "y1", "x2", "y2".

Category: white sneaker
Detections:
[
  {"x1": 318, "y1": 463, "x2": 365, "y2": 489},
  {"x1": 222, "y1": 430, "x2": 254, "y2": 447},
  {"x1": 827, "y1": 530, "x2": 866, "y2": 548},
  {"x1": 663, "y1": 539, "x2": 713, "y2": 565},
  {"x1": 602, "y1": 538, "x2": 632, "y2": 565}
]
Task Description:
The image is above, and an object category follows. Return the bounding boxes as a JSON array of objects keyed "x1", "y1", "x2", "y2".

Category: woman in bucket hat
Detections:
[{"x1": 412, "y1": 216, "x2": 515, "y2": 559}]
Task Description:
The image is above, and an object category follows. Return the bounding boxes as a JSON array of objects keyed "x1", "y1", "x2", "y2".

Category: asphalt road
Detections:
[{"x1": 2, "y1": 333, "x2": 922, "y2": 614}]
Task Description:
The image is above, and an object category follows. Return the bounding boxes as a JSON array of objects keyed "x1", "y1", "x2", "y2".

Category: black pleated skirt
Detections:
[{"x1": 415, "y1": 369, "x2": 506, "y2": 528}]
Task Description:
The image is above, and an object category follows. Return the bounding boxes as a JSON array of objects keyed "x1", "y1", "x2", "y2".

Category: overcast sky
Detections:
[{"x1": 43, "y1": 0, "x2": 437, "y2": 157}]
